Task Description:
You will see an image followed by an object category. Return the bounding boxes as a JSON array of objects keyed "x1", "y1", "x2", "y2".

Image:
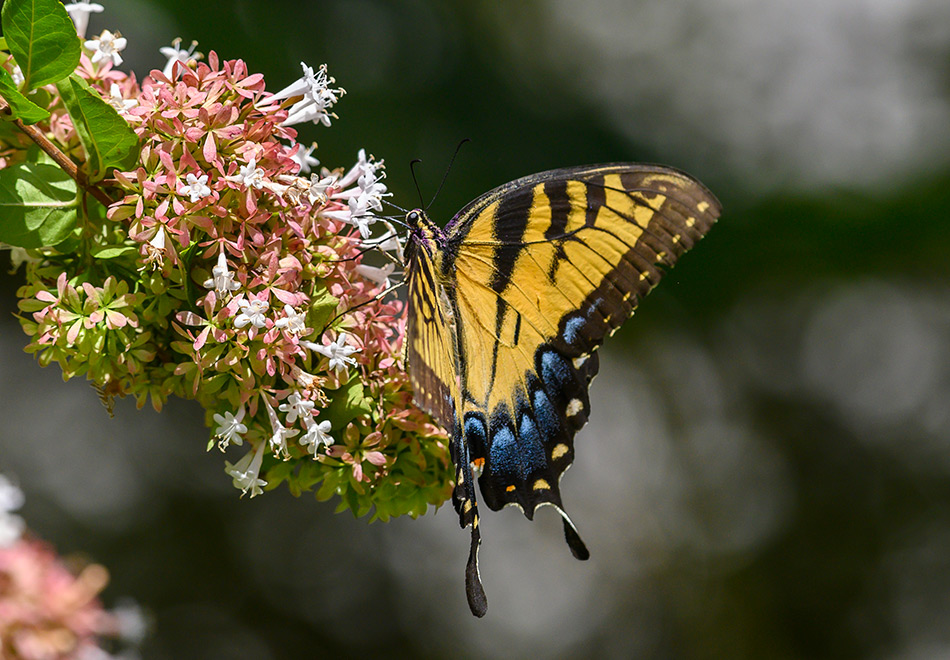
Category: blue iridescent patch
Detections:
[
  {"x1": 516, "y1": 412, "x2": 547, "y2": 477},
  {"x1": 531, "y1": 386, "x2": 560, "y2": 439},
  {"x1": 540, "y1": 348, "x2": 573, "y2": 393},
  {"x1": 489, "y1": 422, "x2": 517, "y2": 476},
  {"x1": 563, "y1": 315, "x2": 585, "y2": 345}
]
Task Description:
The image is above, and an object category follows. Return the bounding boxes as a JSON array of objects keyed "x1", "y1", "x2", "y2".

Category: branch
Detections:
[{"x1": 0, "y1": 98, "x2": 115, "y2": 208}]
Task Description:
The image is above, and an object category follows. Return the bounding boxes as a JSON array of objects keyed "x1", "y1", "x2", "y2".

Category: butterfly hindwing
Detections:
[{"x1": 405, "y1": 163, "x2": 721, "y2": 616}]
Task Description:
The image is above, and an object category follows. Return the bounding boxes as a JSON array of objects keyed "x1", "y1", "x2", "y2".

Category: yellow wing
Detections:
[{"x1": 404, "y1": 163, "x2": 721, "y2": 616}]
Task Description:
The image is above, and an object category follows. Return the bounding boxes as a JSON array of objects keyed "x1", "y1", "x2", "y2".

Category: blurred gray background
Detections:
[{"x1": 3, "y1": 0, "x2": 950, "y2": 657}]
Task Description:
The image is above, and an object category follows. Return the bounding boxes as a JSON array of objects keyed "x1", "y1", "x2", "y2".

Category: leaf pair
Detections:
[{"x1": 0, "y1": 0, "x2": 139, "y2": 248}]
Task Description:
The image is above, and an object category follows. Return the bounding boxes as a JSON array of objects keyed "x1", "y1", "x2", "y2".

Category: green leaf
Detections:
[
  {"x1": 0, "y1": 162, "x2": 77, "y2": 247},
  {"x1": 324, "y1": 377, "x2": 374, "y2": 431},
  {"x1": 0, "y1": 66, "x2": 49, "y2": 125},
  {"x1": 307, "y1": 284, "x2": 339, "y2": 332},
  {"x1": 1, "y1": 0, "x2": 80, "y2": 91},
  {"x1": 55, "y1": 74, "x2": 139, "y2": 181},
  {"x1": 91, "y1": 245, "x2": 139, "y2": 259}
]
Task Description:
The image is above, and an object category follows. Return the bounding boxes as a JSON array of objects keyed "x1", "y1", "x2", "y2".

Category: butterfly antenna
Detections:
[
  {"x1": 426, "y1": 138, "x2": 470, "y2": 212},
  {"x1": 409, "y1": 158, "x2": 426, "y2": 209},
  {"x1": 384, "y1": 198, "x2": 410, "y2": 216}
]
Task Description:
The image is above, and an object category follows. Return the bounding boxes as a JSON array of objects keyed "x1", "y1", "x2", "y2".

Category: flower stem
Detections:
[{"x1": 0, "y1": 97, "x2": 115, "y2": 208}]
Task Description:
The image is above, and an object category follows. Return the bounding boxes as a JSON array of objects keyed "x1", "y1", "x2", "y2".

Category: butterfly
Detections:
[{"x1": 403, "y1": 163, "x2": 720, "y2": 616}]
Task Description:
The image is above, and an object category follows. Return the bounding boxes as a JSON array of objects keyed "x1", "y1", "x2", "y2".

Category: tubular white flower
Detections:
[
  {"x1": 64, "y1": 2, "x2": 103, "y2": 38},
  {"x1": 274, "y1": 304, "x2": 306, "y2": 334},
  {"x1": 305, "y1": 173, "x2": 336, "y2": 206},
  {"x1": 264, "y1": 400, "x2": 299, "y2": 459},
  {"x1": 300, "y1": 418, "x2": 333, "y2": 456},
  {"x1": 234, "y1": 298, "x2": 269, "y2": 329},
  {"x1": 291, "y1": 142, "x2": 320, "y2": 174},
  {"x1": 355, "y1": 262, "x2": 395, "y2": 289},
  {"x1": 359, "y1": 224, "x2": 405, "y2": 261},
  {"x1": 179, "y1": 172, "x2": 212, "y2": 202},
  {"x1": 302, "y1": 334, "x2": 359, "y2": 375},
  {"x1": 203, "y1": 251, "x2": 242, "y2": 297},
  {"x1": 278, "y1": 392, "x2": 314, "y2": 424},
  {"x1": 225, "y1": 442, "x2": 267, "y2": 498},
  {"x1": 213, "y1": 407, "x2": 247, "y2": 449},
  {"x1": 274, "y1": 63, "x2": 344, "y2": 128},
  {"x1": 108, "y1": 83, "x2": 137, "y2": 112},
  {"x1": 336, "y1": 149, "x2": 381, "y2": 189},
  {"x1": 229, "y1": 157, "x2": 265, "y2": 189},
  {"x1": 84, "y1": 29, "x2": 126, "y2": 67},
  {"x1": 160, "y1": 38, "x2": 201, "y2": 78}
]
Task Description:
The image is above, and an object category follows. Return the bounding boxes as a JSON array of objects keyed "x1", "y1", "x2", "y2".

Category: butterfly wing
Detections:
[{"x1": 406, "y1": 163, "x2": 721, "y2": 616}]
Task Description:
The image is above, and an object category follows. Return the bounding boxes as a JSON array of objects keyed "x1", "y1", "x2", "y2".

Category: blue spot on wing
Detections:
[
  {"x1": 532, "y1": 386, "x2": 560, "y2": 439},
  {"x1": 563, "y1": 316, "x2": 585, "y2": 345},
  {"x1": 489, "y1": 424, "x2": 518, "y2": 478},
  {"x1": 516, "y1": 412, "x2": 547, "y2": 476},
  {"x1": 540, "y1": 349, "x2": 573, "y2": 392}
]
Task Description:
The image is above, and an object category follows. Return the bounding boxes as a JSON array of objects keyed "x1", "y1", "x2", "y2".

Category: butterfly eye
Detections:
[{"x1": 407, "y1": 210, "x2": 420, "y2": 224}]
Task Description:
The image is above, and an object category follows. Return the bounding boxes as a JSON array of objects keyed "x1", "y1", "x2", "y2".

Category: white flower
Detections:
[
  {"x1": 234, "y1": 297, "x2": 269, "y2": 329},
  {"x1": 355, "y1": 262, "x2": 395, "y2": 289},
  {"x1": 225, "y1": 442, "x2": 267, "y2": 498},
  {"x1": 64, "y1": 2, "x2": 103, "y2": 38},
  {"x1": 0, "y1": 474, "x2": 24, "y2": 513},
  {"x1": 300, "y1": 418, "x2": 333, "y2": 455},
  {"x1": 213, "y1": 407, "x2": 247, "y2": 449},
  {"x1": 264, "y1": 400, "x2": 299, "y2": 459},
  {"x1": 278, "y1": 392, "x2": 314, "y2": 424},
  {"x1": 144, "y1": 226, "x2": 167, "y2": 267},
  {"x1": 107, "y1": 83, "x2": 137, "y2": 112},
  {"x1": 160, "y1": 38, "x2": 201, "y2": 78},
  {"x1": 274, "y1": 304, "x2": 307, "y2": 334},
  {"x1": 303, "y1": 334, "x2": 359, "y2": 375},
  {"x1": 84, "y1": 29, "x2": 126, "y2": 67},
  {"x1": 348, "y1": 197, "x2": 379, "y2": 238},
  {"x1": 273, "y1": 62, "x2": 345, "y2": 128},
  {"x1": 111, "y1": 599, "x2": 148, "y2": 645},
  {"x1": 359, "y1": 224, "x2": 405, "y2": 261},
  {"x1": 336, "y1": 149, "x2": 381, "y2": 189},
  {"x1": 10, "y1": 65, "x2": 24, "y2": 87},
  {"x1": 291, "y1": 142, "x2": 320, "y2": 174},
  {"x1": 203, "y1": 250, "x2": 242, "y2": 297},
  {"x1": 0, "y1": 514, "x2": 25, "y2": 547},
  {"x1": 235, "y1": 157, "x2": 265, "y2": 189},
  {"x1": 0, "y1": 474, "x2": 26, "y2": 547},
  {"x1": 179, "y1": 172, "x2": 212, "y2": 203},
  {"x1": 305, "y1": 173, "x2": 336, "y2": 206}
]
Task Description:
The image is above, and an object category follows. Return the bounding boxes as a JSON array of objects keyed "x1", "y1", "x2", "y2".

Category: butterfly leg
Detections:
[{"x1": 450, "y1": 418, "x2": 488, "y2": 617}]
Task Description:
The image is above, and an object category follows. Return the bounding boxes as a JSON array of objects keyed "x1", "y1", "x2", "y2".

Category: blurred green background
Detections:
[{"x1": 3, "y1": 0, "x2": 950, "y2": 657}]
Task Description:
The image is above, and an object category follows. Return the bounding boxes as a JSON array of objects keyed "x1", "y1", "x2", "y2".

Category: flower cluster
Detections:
[
  {"x1": 5, "y1": 8, "x2": 451, "y2": 519},
  {"x1": 0, "y1": 474, "x2": 144, "y2": 658}
]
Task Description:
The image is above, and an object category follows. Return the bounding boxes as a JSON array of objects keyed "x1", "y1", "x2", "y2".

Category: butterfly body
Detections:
[{"x1": 403, "y1": 163, "x2": 721, "y2": 616}]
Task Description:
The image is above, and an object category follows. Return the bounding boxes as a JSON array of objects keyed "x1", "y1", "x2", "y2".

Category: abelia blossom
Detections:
[
  {"x1": 179, "y1": 172, "x2": 212, "y2": 202},
  {"x1": 160, "y1": 38, "x2": 201, "y2": 77},
  {"x1": 213, "y1": 407, "x2": 247, "y2": 448},
  {"x1": 304, "y1": 334, "x2": 359, "y2": 375},
  {"x1": 203, "y1": 251, "x2": 242, "y2": 297},
  {"x1": 85, "y1": 29, "x2": 126, "y2": 67},
  {"x1": 225, "y1": 441, "x2": 267, "y2": 497},
  {"x1": 11, "y1": 49, "x2": 453, "y2": 519},
  {"x1": 65, "y1": 2, "x2": 104, "y2": 38}
]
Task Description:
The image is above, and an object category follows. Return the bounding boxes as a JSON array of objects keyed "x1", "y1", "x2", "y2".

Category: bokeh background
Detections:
[{"x1": 3, "y1": 0, "x2": 950, "y2": 657}]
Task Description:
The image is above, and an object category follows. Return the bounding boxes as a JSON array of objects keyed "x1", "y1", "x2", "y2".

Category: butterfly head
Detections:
[{"x1": 406, "y1": 208, "x2": 444, "y2": 250}]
